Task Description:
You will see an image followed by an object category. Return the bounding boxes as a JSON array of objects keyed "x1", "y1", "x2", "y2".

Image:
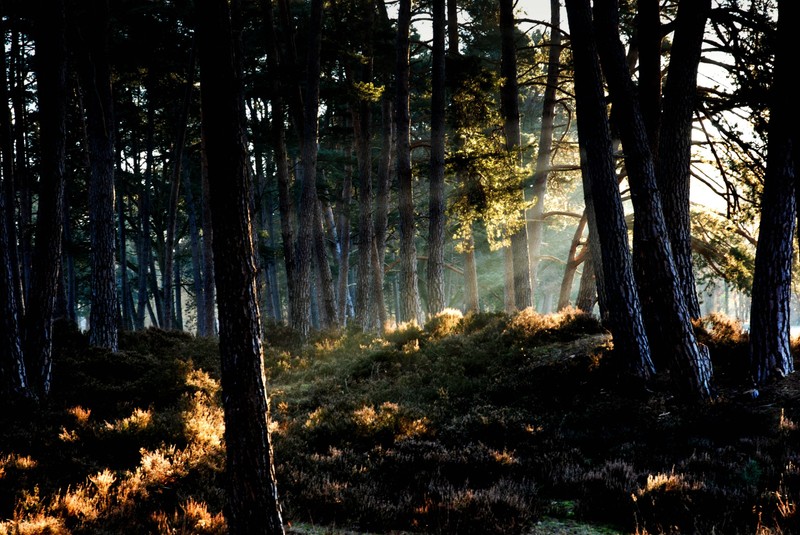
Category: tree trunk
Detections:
[
  {"x1": 352, "y1": 95, "x2": 374, "y2": 330},
  {"x1": 575, "y1": 245, "x2": 597, "y2": 313},
  {"x1": 293, "y1": 0, "x2": 325, "y2": 337},
  {"x1": 372, "y1": 95, "x2": 393, "y2": 331},
  {"x1": 185, "y1": 171, "x2": 206, "y2": 335},
  {"x1": 197, "y1": 0, "x2": 285, "y2": 532},
  {"x1": 749, "y1": 0, "x2": 797, "y2": 385},
  {"x1": 427, "y1": 0, "x2": 447, "y2": 316},
  {"x1": 12, "y1": 28, "x2": 31, "y2": 308},
  {"x1": 637, "y1": 0, "x2": 661, "y2": 154},
  {"x1": 396, "y1": 0, "x2": 422, "y2": 324},
  {"x1": 654, "y1": 0, "x2": 711, "y2": 320},
  {"x1": 78, "y1": 0, "x2": 119, "y2": 351},
  {"x1": 335, "y1": 168, "x2": 353, "y2": 324},
  {"x1": 565, "y1": 0, "x2": 654, "y2": 380},
  {"x1": 200, "y1": 128, "x2": 217, "y2": 336},
  {"x1": 593, "y1": 0, "x2": 711, "y2": 398},
  {"x1": 557, "y1": 214, "x2": 587, "y2": 311},
  {"x1": 500, "y1": 0, "x2": 532, "y2": 311},
  {"x1": 0, "y1": 15, "x2": 24, "y2": 323},
  {"x1": 314, "y1": 199, "x2": 338, "y2": 328},
  {"x1": 23, "y1": 0, "x2": 67, "y2": 397},
  {"x1": 163, "y1": 41, "x2": 196, "y2": 331},
  {"x1": 528, "y1": 0, "x2": 563, "y2": 299}
]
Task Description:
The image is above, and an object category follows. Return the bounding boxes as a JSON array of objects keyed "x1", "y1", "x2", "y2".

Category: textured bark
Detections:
[
  {"x1": 313, "y1": 199, "x2": 338, "y2": 328},
  {"x1": 396, "y1": 0, "x2": 422, "y2": 324},
  {"x1": 565, "y1": 0, "x2": 654, "y2": 380},
  {"x1": 78, "y1": 0, "x2": 118, "y2": 351},
  {"x1": 197, "y1": 1, "x2": 285, "y2": 532},
  {"x1": 528, "y1": 0, "x2": 563, "y2": 298},
  {"x1": 500, "y1": 0, "x2": 531, "y2": 311},
  {"x1": 654, "y1": 0, "x2": 711, "y2": 320},
  {"x1": 593, "y1": 0, "x2": 712, "y2": 399},
  {"x1": 427, "y1": 0, "x2": 447, "y2": 316},
  {"x1": 749, "y1": 0, "x2": 797, "y2": 385},
  {"x1": 23, "y1": 0, "x2": 67, "y2": 397},
  {"x1": 293, "y1": 0, "x2": 325, "y2": 337}
]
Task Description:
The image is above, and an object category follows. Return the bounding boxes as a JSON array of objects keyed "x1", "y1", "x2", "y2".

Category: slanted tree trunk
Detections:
[
  {"x1": 557, "y1": 214, "x2": 587, "y2": 311},
  {"x1": 565, "y1": 0, "x2": 654, "y2": 380},
  {"x1": 749, "y1": 0, "x2": 797, "y2": 386},
  {"x1": 500, "y1": 0, "x2": 532, "y2": 311},
  {"x1": 593, "y1": 0, "x2": 712, "y2": 399},
  {"x1": 654, "y1": 0, "x2": 711, "y2": 320},
  {"x1": 528, "y1": 0, "x2": 563, "y2": 299},
  {"x1": 78, "y1": 0, "x2": 118, "y2": 351},
  {"x1": 427, "y1": 0, "x2": 447, "y2": 316},
  {"x1": 396, "y1": 0, "x2": 422, "y2": 324},
  {"x1": 197, "y1": 0, "x2": 285, "y2": 532}
]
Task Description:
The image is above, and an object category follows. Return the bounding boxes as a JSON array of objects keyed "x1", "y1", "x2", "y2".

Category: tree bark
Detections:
[
  {"x1": 749, "y1": 0, "x2": 797, "y2": 385},
  {"x1": 197, "y1": 0, "x2": 285, "y2": 532},
  {"x1": 427, "y1": 0, "x2": 447, "y2": 316},
  {"x1": 372, "y1": 94, "x2": 393, "y2": 331},
  {"x1": 500, "y1": 0, "x2": 532, "y2": 311},
  {"x1": 654, "y1": 0, "x2": 711, "y2": 320},
  {"x1": 565, "y1": 0, "x2": 654, "y2": 380},
  {"x1": 23, "y1": 0, "x2": 67, "y2": 397},
  {"x1": 78, "y1": 0, "x2": 119, "y2": 351},
  {"x1": 396, "y1": 0, "x2": 422, "y2": 324},
  {"x1": 593, "y1": 0, "x2": 712, "y2": 398}
]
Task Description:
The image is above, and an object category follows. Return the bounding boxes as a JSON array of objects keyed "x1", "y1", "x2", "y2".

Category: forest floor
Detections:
[{"x1": 1, "y1": 309, "x2": 799, "y2": 534}]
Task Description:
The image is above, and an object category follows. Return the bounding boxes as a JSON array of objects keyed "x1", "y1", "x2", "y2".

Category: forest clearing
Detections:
[{"x1": 2, "y1": 310, "x2": 800, "y2": 534}]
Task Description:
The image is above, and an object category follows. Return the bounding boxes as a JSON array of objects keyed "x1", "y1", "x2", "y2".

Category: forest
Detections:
[{"x1": 1, "y1": 0, "x2": 799, "y2": 533}]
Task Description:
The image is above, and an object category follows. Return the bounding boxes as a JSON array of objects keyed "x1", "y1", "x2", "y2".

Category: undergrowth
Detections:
[{"x1": 1, "y1": 310, "x2": 800, "y2": 534}]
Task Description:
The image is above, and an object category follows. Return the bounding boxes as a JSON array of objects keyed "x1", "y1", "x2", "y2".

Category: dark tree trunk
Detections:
[
  {"x1": 352, "y1": 93, "x2": 374, "y2": 329},
  {"x1": 637, "y1": 0, "x2": 661, "y2": 154},
  {"x1": 528, "y1": 0, "x2": 563, "y2": 299},
  {"x1": 197, "y1": 0, "x2": 285, "y2": 532},
  {"x1": 565, "y1": 0, "x2": 654, "y2": 380},
  {"x1": 593, "y1": 0, "x2": 712, "y2": 399},
  {"x1": 0, "y1": 186, "x2": 27, "y2": 398},
  {"x1": 78, "y1": 0, "x2": 119, "y2": 351},
  {"x1": 199, "y1": 126, "x2": 217, "y2": 336},
  {"x1": 23, "y1": 0, "x2": 67, "y2": 397},
  {"x1": 396, "y1": 0, "x2": 422, "y2": 324},
  {"x1": 163, "y1": 42, "x2": 196, "y2": 331},
  {"x1": 749, "y1": 0, "x2": 797, "y2": 385},
  {"x1": 313, "y1": 199, "x2": 338, "y2": 328},
  {"x1": 293, "y1": 0, "x2": 325, "y2": 337},
  {"x1": 654, "y1": 0, "x2": 711, "y2": 320},
  {"x1": 12, "y1": 28, "x2": 31, "y2": 308},
  {"x1": 427, "y1": 0, "x2": 446, "y2": 316},
  {"x1": 136, "y1": 102, "x2": 155, "y2": 329},
  {"x1": 372, "y1": 95, "x2": 393, "y2": 331},
  {"x1": 500, "y1": 0, "x2": 532, "y2": 311},
  {"x1": 336, "y1": 166, "x2": 353, "y2": 324}
]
